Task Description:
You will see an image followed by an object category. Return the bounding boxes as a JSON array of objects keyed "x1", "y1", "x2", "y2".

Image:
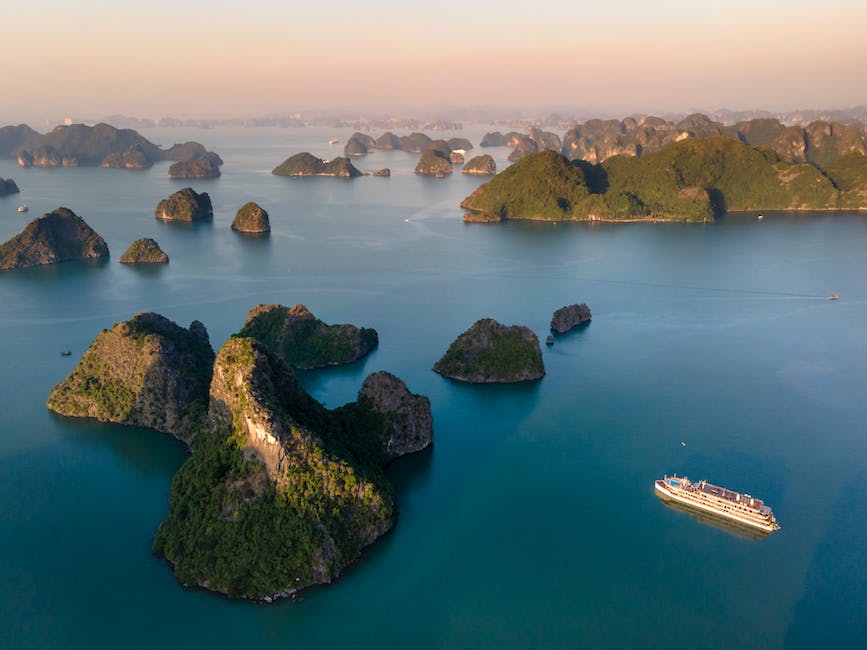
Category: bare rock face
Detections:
[
  {"x1": 0, "y1": 207, "x2": 109, "y2": 270},
  {"x1": 357, "y1": 371, "x2": 433, "y2": 461},
  {"x1": 550, "y1": 303, "x2": 591, "y2": 334},
  {"x1": 231, "y1": 202, "x2": 270, "y2": 233},
  {"x1": 373, "y1": 168, "x2": 391, "y2": 177},
  {"x1": 120, "y1": 238, "x2": 169, "y2": 264},
  {"x1": 47, "y1": 312, "x2": 214, "y2": 442},
  {"x1": 462, "y1": 154, "x2": 497, "y2": 176},
  {"x1": 154, "y1": 187, "x2": 213, "y2": 222},
  {"x1": 236, "y1": 303, "x2": 378, "y2": 369}
]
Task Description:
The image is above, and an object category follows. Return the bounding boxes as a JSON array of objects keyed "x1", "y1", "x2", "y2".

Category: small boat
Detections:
[
  {"x1": 828, "y1": 295, "x2": 840, "y2": 300},
  {"x1": 757, "y1": 214, "x2": 763, "y2": 220},
  {"x1": 18, "y1": 204, "x2": 28, "y2": 213},
  {"x1": 328, "y1": 139, "x2": 339, "y2": 144},
  {"x1": 681, "y1": 441, "x2": 687, "y2": 447},
  {"x1": 61, "y1": 350, "x2": 72, "y2": 357},
  {"x1": 545, "y1": 335, "x2": 554, "y2": 346}
]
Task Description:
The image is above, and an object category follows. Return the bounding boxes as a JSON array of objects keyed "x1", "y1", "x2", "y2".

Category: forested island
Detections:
[
  {"x1": 47, "y1": 310, "x2": 432, "y2": 601},
  {"x1": 462, "y1": 138, "x2": 867, "y2": 223}
]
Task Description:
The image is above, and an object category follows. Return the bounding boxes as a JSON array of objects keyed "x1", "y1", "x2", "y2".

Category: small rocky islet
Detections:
[
  {"x1": 462, "y1": 154, "x2": 496, "y2": 176},
  {"x1": 46, "y1": 308, "x2": 432, "y2": 601},
  {"x1": 155, "y1": 187, "x2": 213, "y2": 222},
  {"x1": 231, "y1": 202, "x2": 270, "y2": 233},
  {"x1": 550, "y1": 303, "x2": 591, "y2": 334},
  {"x1": 433, "y1": 318, "x2": 545, "y2": 383},
  {"x1": 168, "y1": 152, "x2": 223, "y2": 179},
  {"x1": 0, "y1": 207, "x2": 109, "y2": 270},
  {"x1": 0, "y1": 177, "x2": 20, "y2": 196},
  {"x1": 120, "y1": 238, "x2": 169, "y2": 264},
  {"x1": 415, "y1": 147, "x2": 453, "y2": 178}
]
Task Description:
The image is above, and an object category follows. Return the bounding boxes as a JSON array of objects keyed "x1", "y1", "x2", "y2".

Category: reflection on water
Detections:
[{"x1": 657, "y1": 496, "x2": 771, "y2": 542}]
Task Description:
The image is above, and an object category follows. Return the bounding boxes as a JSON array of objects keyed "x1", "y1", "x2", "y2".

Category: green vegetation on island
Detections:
[
  {"x1": 119, "y1": 238, "x2": 169, "y2": 264},
  {"x1": 0, "y1": 207, "x2": 109, "y2": 270},
  {"x1": 415, "y1": 148, "x2": 453, "y2": 178},
  {"x1": 236, "y1": 303, "x2": 379, "y2": 369},
  {"x1": 462, "y1": 139, "x2": 867, "y2": 223},
  {"x1": 168, "y1": 152, "x2": 222, "y2": 179},
  {"x1": 462, "y1": 154, "x2": 497, "y2": 176},
  {"x1": 433, "y1": 318, "x2": 545, "y2": 383}
]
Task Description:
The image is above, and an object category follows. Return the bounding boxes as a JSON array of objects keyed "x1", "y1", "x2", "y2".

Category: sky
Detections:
[{"x1": 3, "y1": 0, "x2": 867, "y2": 123}]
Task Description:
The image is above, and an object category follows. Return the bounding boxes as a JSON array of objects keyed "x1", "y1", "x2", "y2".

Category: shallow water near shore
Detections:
[{"x1": 1, "y1": 127, "x2": 865, "y2": 649}]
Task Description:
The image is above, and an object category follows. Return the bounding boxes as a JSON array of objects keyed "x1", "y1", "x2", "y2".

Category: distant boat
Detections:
[
  {"x1": 328, "y1": 139, "x2": 339, "y2": 144},
  {"x1": 545, "y1": 335, "x2": 554, "y2": 346},
  {"x1": 757, "y1": 214, "x2": 763, "y2": 220},
  {"x1": 828, "y1": 295, "x2": 840, "y2": 300},
  {"x1": 61, "y1": 350, "x2": 71, "y2": 357},
  {"x1": 18, "y1": 204, "x2": 28, "y2": 213}
]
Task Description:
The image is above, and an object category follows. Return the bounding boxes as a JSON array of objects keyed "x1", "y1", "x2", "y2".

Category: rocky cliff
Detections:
[
  {"x1": 0, "y1": 207, "x2": 109, "y2": 270},
  {"x1": 47, "y1": 313, "x2": 214, "y2": 441},
  {"x1": 231, "y1": 202, "x2": 270, "y2": 233},
  {"x1": 154, "y1": 187, "x2": 213, "y2": 222},
  {"x1": 550, "y1": 303, "x2": 591, "y2": 334},
  {"x1": 236, "y1": 303, "x2": 378, "y2": 369},
  {"x1": 433, "y1": 318, "x2": 545, "y2": 383}
]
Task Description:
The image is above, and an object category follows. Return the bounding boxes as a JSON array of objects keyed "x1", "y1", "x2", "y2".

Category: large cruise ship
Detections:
[{"x1": 655, "y1": 475, "x2": 781, "y2": 533}]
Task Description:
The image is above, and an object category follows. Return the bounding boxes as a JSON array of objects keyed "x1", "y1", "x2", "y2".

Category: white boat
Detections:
[
  {"x1": 655, "y1": 475, "x2": 780, "y2": 533},
  {"x1": 18, "y1": 204, "x2": 28, "y2": 213}
]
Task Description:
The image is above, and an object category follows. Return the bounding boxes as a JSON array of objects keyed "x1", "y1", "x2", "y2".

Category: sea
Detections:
[{"x1": 0, "y1": 126, "x2": 865, "y2": 649}]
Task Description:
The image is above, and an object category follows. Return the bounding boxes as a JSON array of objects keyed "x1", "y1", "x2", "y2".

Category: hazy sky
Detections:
[{"x1": 4, "y1": 0, "x2": 867, "y2": 122}]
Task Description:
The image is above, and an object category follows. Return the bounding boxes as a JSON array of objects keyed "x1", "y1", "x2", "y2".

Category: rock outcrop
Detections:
[
  {"x1": 154, "y1": 188, "x2": 213, "y2": 222},
  {"x1": 46, "y1": 313, "x2": 214, "y2": 441},
  {"x1": 236, "y1": 303, "x2": 378, "y2": 370},
  {"x1": 0, "y1": 207, "x2": 109, "y2": 270},
  {"x1": 0, "y1": 177, "x2": 19, "y2": 195},
  {"x1": 356, "y1": 371, "x2": 433, "y2": 461},
  {"x1": 550, "y1": 303, "x2": 591, "y2": 334},
  {"x1": 414, "y1": 148, "x2": 453, "y2": 178},
  {"x1": 120, "y1": 238, "x2": 169, "y2": 264},
  {"x1": 152, "y1": 336, "x2": 433, "y2": 600},
  {"x1": 231, "y1": 202, "x2": 270, "y2": 233},
  {"x1": 462, "y1": 154, "x2": 497, "y2": 176},
  {"x1": 373, "y1": 168, "x2": 391, "y2": 177},
  {"x1": 375, "y1": 132, "x2": 402, "y2": 150},
  {"x1": 272, "y1": 153, "x2": 363, "y2": 178},
  {"x1": 168, "y1": 152, "x2": 222, "y2": 179},
  {"x1": 399, "y1": 132, "x2": 433, "y2": 153},
  {"x1": 433, "y1": 318, "x2": 545, "y2": 383},
  {"x1": 100, "y1": 144, "x2": 153, "y2": 169},
  {"x1": 449, "y1": 151, "x2": 465, "y2": 164},
  {"x1": 508, "y1": 136, "x2": 539, "y2": 161}
]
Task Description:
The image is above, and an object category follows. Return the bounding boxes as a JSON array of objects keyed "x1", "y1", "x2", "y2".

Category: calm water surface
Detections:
[{"x1": 0, "y1": 127, "x2": 865, "y2": 649}]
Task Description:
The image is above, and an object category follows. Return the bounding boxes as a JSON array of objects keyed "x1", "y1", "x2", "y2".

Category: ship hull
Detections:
[{"x1": 655, "y1": 480, "x2": 779, "y2": 533}]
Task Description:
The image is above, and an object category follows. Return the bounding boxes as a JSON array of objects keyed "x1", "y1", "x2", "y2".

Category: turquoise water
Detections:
[{"x1": 1, "y1": 128, "x2": 865, "y2": 649}]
